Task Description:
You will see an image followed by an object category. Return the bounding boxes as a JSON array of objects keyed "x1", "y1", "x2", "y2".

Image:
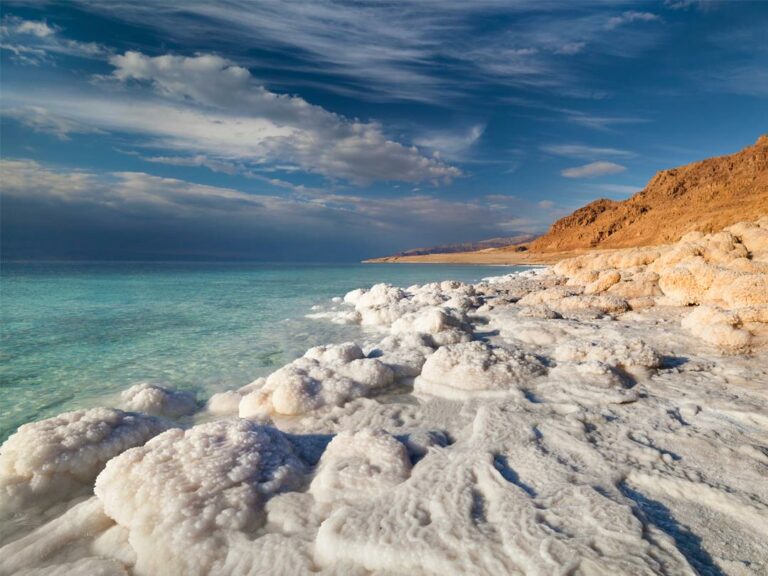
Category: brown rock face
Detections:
[{"x1": 530, "y1": 135, "x2": 768, "y2": 252}]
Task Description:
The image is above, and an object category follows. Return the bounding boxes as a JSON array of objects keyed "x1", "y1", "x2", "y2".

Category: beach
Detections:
[{"x1": 1, "y1": 220, "x2": 767, "y2": 575}]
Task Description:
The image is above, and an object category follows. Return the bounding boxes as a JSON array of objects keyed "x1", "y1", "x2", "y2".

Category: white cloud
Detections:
[
  {"x1": 541, "y1": 144, "x2": 634, "y2": 159},
  {"x1": 594, "y1": 183, "x2": 642, "y2": 196},
  {"x1": 561, "y1": 161, "x2": 626, "y2": 178},
  {"x1": 15, "y1": 20, "x2": 56, "y2": 38},
  {"x1": 0, "y1": 159, "x2": 544, "y2": 246},
  {"x1": 0, "y1": 16, "x2": 109, "y2": 64},
  {"x1": 4, "y1": 51, "x2": 461, "y2": 185},
  {"x1": 413, "y1": 124, "x2": 485, "y2": 160},
  {"x1": 3, "y1": 106, "x2": 106, "y2": 140},
  {"x1": 565, "y1": 112, "x2": 650, "y2": 132},
  {"x1": 537, "y1": 200, "x2": 555, "y2": 209},
  {"x1": 606, "y1": 11, "x2": 660, "y2": 30},
  {"x1": 52, "y1": 1, "x2": 669, "y2": 103}
]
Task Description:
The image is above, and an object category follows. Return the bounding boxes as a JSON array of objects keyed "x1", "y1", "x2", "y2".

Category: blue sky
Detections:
[{"x1": 1, "y1": 0, "x2": 767, "y2": 261}]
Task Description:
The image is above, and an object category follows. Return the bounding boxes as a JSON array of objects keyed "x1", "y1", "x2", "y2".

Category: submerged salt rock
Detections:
[
  {"x1": 0, "y1": 408, "x2": 169, "y2": 513},
  {"x1": 120, "y1": 383, "x2": 198, "y2": 418},
  {"x1": 304, "y1": 342, "x2": 365, "y2": 364},
  {"x1": 414, "y1": 341, "x2": 546, "y2": 399},
  {"x1": 94, "y1": 420, "x2": 306, "y2": 576},
  {"x1": 310, "y1": 429, "x2": 412, "y2": 505},
  {"x1": 207, "y1": 379, "x2": 265, "y2": 416}
]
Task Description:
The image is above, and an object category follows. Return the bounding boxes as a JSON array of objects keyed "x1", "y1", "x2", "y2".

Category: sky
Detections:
[{"x1": 1, "y1": 0, "x2": 767, "y2": 261}]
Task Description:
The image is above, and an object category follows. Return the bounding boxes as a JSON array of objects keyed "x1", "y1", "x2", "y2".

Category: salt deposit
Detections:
[
  {"x1": 1, "y1": 220, "x2": 767, "y2": 575},
  {"x1": 0, "y1": 408, "x2": 169, "y2": 516},
  {"x1": 414, "y1": 341, "x2": 546, "y2": 400},
  {"x1": 94, "y1": 420, "x2": 307, "y2": 575},
  {"x1": 119, "y1": 383, "x2": 198, "y2": 419}
]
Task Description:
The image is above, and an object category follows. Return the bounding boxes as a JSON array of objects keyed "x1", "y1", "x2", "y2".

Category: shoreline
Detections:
[
  {"x1": 363, "y1": 248, "x2": 575, "y2": 265},
  {"x1": 2, "y1": 219, "x2": 767, "y2": 574}
]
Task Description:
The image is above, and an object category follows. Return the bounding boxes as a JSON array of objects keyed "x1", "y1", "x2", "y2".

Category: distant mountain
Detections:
[
  {"x1": 393, "y1": 234, "x2": 536, "y2": 257},
  {"x1": 530, "y1": 134, "x2": 768, "y2": 253}
]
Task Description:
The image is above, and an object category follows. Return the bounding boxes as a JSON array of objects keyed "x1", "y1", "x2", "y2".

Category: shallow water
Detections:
[{"x1": 0, "y1": 261, "x2": 527, "y2": 440}]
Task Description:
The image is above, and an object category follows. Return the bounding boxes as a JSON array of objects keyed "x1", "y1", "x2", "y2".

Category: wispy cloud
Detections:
[
  {"x1": 593, "y1": 183, "x2": 643, "y2": 196},
  {"x1": 0, "y1": 15, "x2": 109, "y2": 64},
  {"x1": 606, "y1": 11, "x2": 661, "y2": 30},
  {"x1": 565, "y1": 111, "x2": 650, "y2": 132},
  {"x1": 42, "y1": 1, "x2": 669, "y2": 103},
  {"x1": 561, "y1": 161, "x2": 626, "y2": 178},
  {"x1": 540, "y1": 143, "x2": 634, "y2": 159},
  {"x1": 2, "y1": 106, "x2": 106, "y2": 140},
  {"x1": 413, "y1": 124, "x2": 485, "y2": 161},
  {"x1": 1, "y1": 159, "x2": 545, "y2": 259},
  {"x1": 4, "y1": 51, "x2": 461, "y2": 185}
]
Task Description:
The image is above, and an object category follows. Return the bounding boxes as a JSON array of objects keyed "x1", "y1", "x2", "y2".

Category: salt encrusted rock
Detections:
[
  {"x1": 0, "y1": 408, "x2": 169, "y2": 513},
  {"x1": 366, "y1": 333, "x2": 435, "y2": 379},
  {"x1": 120, "y1": 383, "x2": 198, "y2": 418},
  {"x1": 414, "y1": 341, "x2": 546, "y2": 399},
  {"x1": 517, "y1": 285, "x2": 583, "y2": 306},
  {"x1": 309, "y1": 429, "x2": 411, "y2": 505},
  {"x1": 338, "y1": 282, "x2": 480, "y2": 338},
  {"x1": 553, "y1": 338, "x2": 662, "y2": 369},
  {"x1": 391, "y1": 307, "x2": 472, "y2": 347},
  {"x1": 681, "y1": 306, "x2": 754, "y2": 353},
  {"x1": 517, "y1": 305, "x2": 562, "y2": 319},
  {"x1": 584, "y1": 269, "x2": 622, "y2": 294},
  {"x1": 239, "y1": 343, "x2": 394, "y2": 418},
  {"x1": 94, "y1": 420, "x2": 307, "y2": 576}
]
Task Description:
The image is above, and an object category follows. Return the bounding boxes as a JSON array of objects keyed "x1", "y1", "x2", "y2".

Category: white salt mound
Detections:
[
  {"x1": 415, "y1": 340, "x2": 546, "y2": 399},
  {"x1": 94, "y1": 419, "x2": 306, "y2": 576},
  {"x1": 119, "y1": 383, "x2": 198, "y2": 418},
  {"x1": 310, "y1": 429, "x2": 412, "y2": 505},
  {"x1": 239, "y1": 343, "x2": 394, "y2": 418},
  {"x1": 0, "y1": 408, "x2": 169, "y2": 514}
]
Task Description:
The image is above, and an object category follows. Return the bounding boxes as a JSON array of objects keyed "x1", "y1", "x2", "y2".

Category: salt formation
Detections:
[
  {"x1": 94, "y1": 420, "x2": 306, "y2": 576},
  {"x1": 237, "y1": 343, "x2": 394, "y2": 417},
  {"x1": 315, "y1": 405, "x2": 695, "y2": 575},
  {"x1": 119, "y1": 383, "x2": 198, "y2": 418},
  {"x1": 414, "y1": 341, "x2": 546, "y2": 400},
  {"x1": 2, "y1": 219, "x2": 768, "y2": 575},
  {"x1": 0, "y1": 408, "x2": 168, "y2": 515},
  {"x1": 207, "y1": 379, "x2": 265, "y2": 416},
  {"x1": 310, "y1": 429, "x2": 412, "y2": 505}
]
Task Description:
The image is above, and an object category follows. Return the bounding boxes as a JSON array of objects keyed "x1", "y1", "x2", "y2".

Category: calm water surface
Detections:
[{"x1": 0, "y1": 262, "x2": 529, "y2": 440}]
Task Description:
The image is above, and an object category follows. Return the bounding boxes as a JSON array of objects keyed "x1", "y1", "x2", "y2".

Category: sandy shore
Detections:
[
  {"x1": 364, "y1": 247, "x2": 585, "y2": 265},
  {"x1": 2, "y1": 219, "x2": 767, "y2": 575}
]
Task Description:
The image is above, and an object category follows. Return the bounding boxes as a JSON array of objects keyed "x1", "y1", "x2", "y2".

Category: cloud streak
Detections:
[
  {"x1": 4, "y1": 51, "x2": 461, "y2": 185},
  {"x1": 561, "y1": 161, "x2": 626, "y2": 178},
  {"x1": 0, "y1": 159, "x2": 543, "y2": 260},
  {"x1": 0, "y1": 15, "x2": 109, "y2": 64}
]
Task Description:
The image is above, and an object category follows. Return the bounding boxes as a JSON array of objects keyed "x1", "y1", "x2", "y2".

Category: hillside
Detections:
[
  {"x1": 529, "y1": 134, "x2": 768, "y2": 252},
  {"x1": 393, "y1": 234, "x2": 535, "y2": 257}
]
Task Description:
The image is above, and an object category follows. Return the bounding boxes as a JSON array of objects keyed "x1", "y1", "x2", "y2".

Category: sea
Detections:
[{"x1": 0, "y1": 262, "x2": 528, "y2": 441}]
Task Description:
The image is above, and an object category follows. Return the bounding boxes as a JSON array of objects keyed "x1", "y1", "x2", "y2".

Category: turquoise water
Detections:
[{"x1": 0, "y1": 262, "x2": 527, "y2": 440}]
